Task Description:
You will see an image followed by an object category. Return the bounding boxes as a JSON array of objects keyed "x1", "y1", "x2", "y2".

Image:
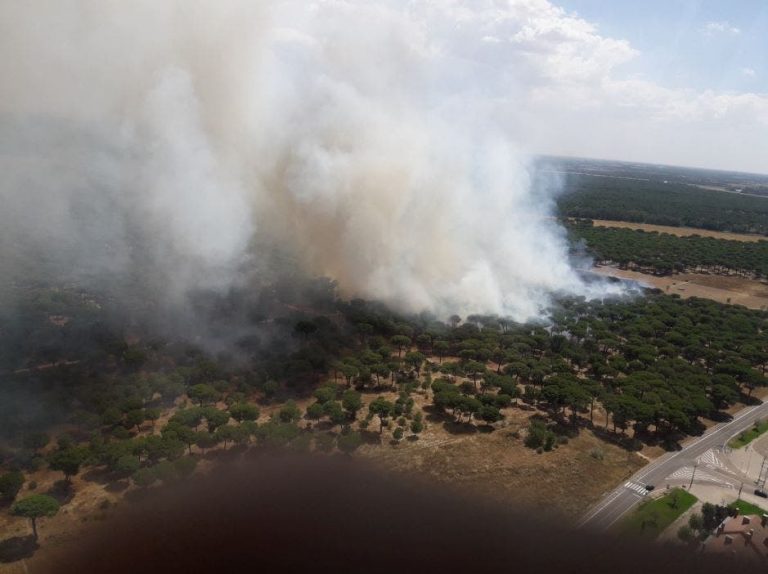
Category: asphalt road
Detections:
[{"x1": 579, "y1": 400, "x2": 768, "y2": 531}]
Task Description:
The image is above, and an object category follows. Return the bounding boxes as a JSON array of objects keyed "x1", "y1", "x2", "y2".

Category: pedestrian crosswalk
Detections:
[{"x1": 624, "y1": 481, "x2": 649, "y2": 496}]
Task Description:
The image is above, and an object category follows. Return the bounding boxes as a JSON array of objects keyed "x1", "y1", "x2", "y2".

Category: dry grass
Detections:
[
  {"x1": 0, "y1": 376, "x2": 648, "y2": 569},
  {"x1": 593, "y1": 266, "x2": 768, "y2": 310},
  {"x1": 357, "y1": 399, "x2": 644, "y2": 521},
  {"x1": 591, "y1": 220, "x2": 765, "y2": 242}
]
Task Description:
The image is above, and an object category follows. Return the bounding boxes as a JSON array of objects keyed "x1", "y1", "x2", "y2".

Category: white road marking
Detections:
[
  {"x1": 668, "y1": 466, "x2": 734, "y2": 487},
  {"x1": 578, "y1": 489, "x2": 625, "y2": 526},
  {"x1": 580, "y1": 403, "x2": 768, "y2": 528},
  {"x1": 624, "y1": 481, "x2": 649, "y2": 496}
]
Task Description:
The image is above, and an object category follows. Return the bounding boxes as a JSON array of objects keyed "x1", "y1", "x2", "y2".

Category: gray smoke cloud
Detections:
[{"x1": 0, "y1": 0, "x2": 624, "y2": 328}]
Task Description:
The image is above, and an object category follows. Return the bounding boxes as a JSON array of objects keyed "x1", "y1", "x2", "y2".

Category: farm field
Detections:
[
  {"x1": 591, "y1": 220, "x2": 765, "y2": 243},
  {"x1": 592, "y1": 266, "x2": 768, "y2": 310}
]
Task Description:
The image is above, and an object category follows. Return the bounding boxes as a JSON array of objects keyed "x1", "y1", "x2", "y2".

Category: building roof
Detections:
[{"x1": 704, "y1": 514, "x2": 768, "y2": 561}]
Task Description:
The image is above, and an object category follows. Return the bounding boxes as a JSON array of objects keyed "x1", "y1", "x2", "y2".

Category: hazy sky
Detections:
[
  {"x1": 557, "y1": 0, "x2": 767, "y2": 93},
  {"x1": 503, "y1": 0, "x2": 768, "y2": 173}
]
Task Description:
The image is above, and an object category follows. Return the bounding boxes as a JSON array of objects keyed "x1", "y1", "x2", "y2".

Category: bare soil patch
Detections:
[
  {"x1": 594, "y1": 266, "x2": 768, "y2": 310},
  {"x1": 591, "y1": 220, "x2": 766, "y2": 242}
]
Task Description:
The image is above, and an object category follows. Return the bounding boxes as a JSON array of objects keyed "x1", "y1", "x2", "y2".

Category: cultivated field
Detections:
[
  {"x1": 591, "y1": 220, "x2": 765, "y2": 242},
  {"x1": 593, "y1": 266, "x2": 768, "y2": 310}
]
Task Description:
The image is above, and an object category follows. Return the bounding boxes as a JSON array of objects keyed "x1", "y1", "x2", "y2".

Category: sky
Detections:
[
  {"x1": 0, "y1": 0, "x2": 765, "y2": 177},
  {"x1": 480, "y1": 0, "x2": 768, "y2": 173},
  {"x1": 557, "y1": 0, "x2": 767, "y2": 93}
]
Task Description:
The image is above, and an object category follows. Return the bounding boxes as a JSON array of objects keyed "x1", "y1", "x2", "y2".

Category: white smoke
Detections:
[{"x1": 0, "y1": 0, "x2": 623, "y2": 324}]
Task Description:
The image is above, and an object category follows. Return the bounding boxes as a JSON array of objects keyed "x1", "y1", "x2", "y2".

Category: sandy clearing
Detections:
[
  {"x1": 594, "y1": 266, "x2": 768, "y2": 310},
  {"x1": 591, "y1": 220, "x2": 767, "y2": 242}
]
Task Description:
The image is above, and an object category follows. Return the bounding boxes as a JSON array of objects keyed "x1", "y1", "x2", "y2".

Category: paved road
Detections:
[{"x1": 580, "y1": 400, "x2": 768, "y2": 531}]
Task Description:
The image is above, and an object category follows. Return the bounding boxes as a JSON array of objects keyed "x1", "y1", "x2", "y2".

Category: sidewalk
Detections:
[{"x1": 726, "y1": 432, "x2": 768, "y2": 483}]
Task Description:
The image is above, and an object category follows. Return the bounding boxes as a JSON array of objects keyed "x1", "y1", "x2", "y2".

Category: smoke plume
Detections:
[{"x1": 0, "y1": 1, "x2": 622, "y2": 328}]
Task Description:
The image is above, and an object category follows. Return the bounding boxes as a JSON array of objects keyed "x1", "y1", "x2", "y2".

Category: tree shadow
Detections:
[
  {"x1": 551, "y1": 421, "x2": 580, "y2": 439},
  {"x1": 660, "y1": 438, "x2": 683, "y2": 452},
  {"x1": 82, "y1": 466, "x2": 118, "y2": 485},
  {"x1": 422, "y1": 405, "x2": 448, "y2": 424},
  {"x1": 360, "y1": 431, "x2": 381, "y2": 446},
  {"x1": 591, "y1": 427, "x2": 645, "y2": 452},
  {"x1": 46, "y1": 480, "x2": 75, "y2": 505},
  {"x1": 105, "y1": 480, "x2": 130, "y2": 493},
  {"x1": 516, "y1": 404, "x2": 538, "y2": 412},
  {"x1": 123, "y1": 486, "x2": 156, "y2": 504},
  {"x1": 0, "y1": 535, "x2": 38, "y2": 563},
  {"x1": 741, "y1": 395, "x2": 762, "y2": 406},
  {"x1": 707, "y1": 410, "x2": 733, "y2": 423},
  {"x1": 442, "y1": 421, "x2": 477, "y2": 435}
]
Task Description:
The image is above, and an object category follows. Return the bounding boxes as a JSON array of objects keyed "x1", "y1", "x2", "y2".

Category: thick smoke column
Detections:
[{"x1": 0, "y1": 1, "x2": 622, "y2": 324}]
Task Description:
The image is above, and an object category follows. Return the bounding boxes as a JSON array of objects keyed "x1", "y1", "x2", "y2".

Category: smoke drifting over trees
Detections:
[{"x1": 0, "y1": 1, "x2": 623, "y2": 331}]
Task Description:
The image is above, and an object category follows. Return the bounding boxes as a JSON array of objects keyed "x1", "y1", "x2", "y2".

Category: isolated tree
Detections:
[
  {"x1": 144, "y1": 408, "x2": 161, "y2": 429},
  {"x1": 279, "y1": 400, "x2": 302, "y2": 423},
  {"x1": 339, "y1": 364, "x2": 358, "y2": 387},
  {"x1": 306, "y1": 402, "x2": 325, "y2": 423},
  {"x1": 688, "y1": 513, "x2": 704, "y2": 534},
  {"x1": 188, "y1": 383, "x2": 219, "y2": 407},
  {"x1": 101, "y1": 406, "x2": 123, "y2": 427},
  {"x1": 115, "y1": 455, "x2": 141, "y2": 477},
  {"x1": 323, "y1": 401, "x2": 346, "y2": 429},
  {"x1": 0, "y1": 471, "x2": 24, "y2": 501},
  {"x1": 12, "y1": 494, "x2": 60, "y2": 541},
  {"x1": 215, "y1": 425, "x2": 238, "y2": 448},
  {"x1": 433, "y1": 341, "x2": 450, "y2": 364},
  {"x1": 262, "y1": 380, "x2": 279, "y2": 401},
  {"x1": 464, "y1": 361, "x2": 487, "y2": 392},
  {"x1": 669, "y1": 489, "x2": 680, "y2": 509},
  {"x1": 677, "y1": 525, "x2": 694, "y2": 543},
  {"x1": 390, "y1": 335, "x2": 411, "y2": 358},
  {"x1": 314, "y1": 385, "x2": 339, "y2": 404},
  {"x1": 195, "y1": 432, "x2": 218, "y2": 454},
  {"x1": 48, "y1": 446, "x2": 88, "y2": 483},
  {"x1": 163, "y1": 423, "x2": 198, "y2": 455},
  {"x1": 337, "y1": 431, "x2": 363, "y2": 455},
  {"x1": 229, "y1": 402, "x2": 260, "y2": 423},
  {"x1": 341, "y1": 390, "x2": 362, "y2": 418},
  {"x1": 368, "y1": 397, "x2": 395, "y2": 433},
  {"x1": 124, "y1": 409, "x2": 145, "y2": 431},
  {"x1": 410, "y1": 412, "x2": 424, "y2": 436},
  {"x1": 170, "y1": 407, "x2": 204, "y2": 429},
  {"x1": 404, "y1": 351, "x2": 426, "y2": 375},
  {"x1": 201, "y1": 407, "x2": 230, "y2": 433}
]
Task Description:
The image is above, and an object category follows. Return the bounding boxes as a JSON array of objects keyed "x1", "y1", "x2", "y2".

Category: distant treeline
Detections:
[
  {"x1": 569, "y1": 221, "x2": 768, "y2": 278},
  {"x1": 557, "y1": 175, "x2": 768, "y2": 235}
]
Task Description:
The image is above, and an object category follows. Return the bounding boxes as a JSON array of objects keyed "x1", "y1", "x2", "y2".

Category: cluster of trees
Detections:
[
  {"x1": 1, "y1": 242, "x2": 767, "y2": 548},
  {"x1": 348, "y1": 294, "x2": 768, "y2": 443},
  {"x1": 677, "y1": 502, "x2": 732, "y2": 543},
  {"x1": 569, "y1": 221, "x2": 768, "y2": 277},
  {"x1": 558, "y1": 175, "x2": 768, "y2": 235}
]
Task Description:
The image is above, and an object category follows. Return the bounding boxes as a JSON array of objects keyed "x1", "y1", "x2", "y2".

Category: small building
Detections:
[{"x1": 704, "y1": 513, "x2": 768, "y2": 561}]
